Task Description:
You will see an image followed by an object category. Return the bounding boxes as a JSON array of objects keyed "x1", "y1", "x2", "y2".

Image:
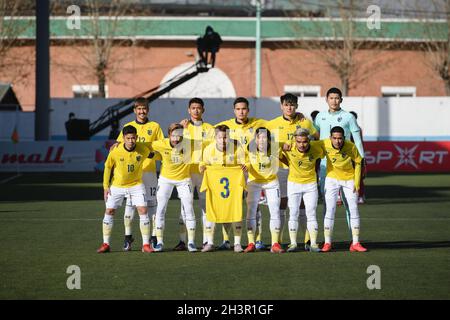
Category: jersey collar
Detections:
[
  {"x1": 135, "y1": 118, "x2": 149, "y2": 125},
  {"x1": 282, "y1": 113, "x2": 302, "y2": 123},
  {"x1": 328, "y1": 108, "x2": 343, "y2": 115},
  {"x1": 123, "y1": 143, "x2": 136, "y2": 152},
  {"x1": 189, "y1": 119, "x2": 203, "y2": 126},
  {"x1": 235, "y1": 118, "x2": 249, "y2": 126}
]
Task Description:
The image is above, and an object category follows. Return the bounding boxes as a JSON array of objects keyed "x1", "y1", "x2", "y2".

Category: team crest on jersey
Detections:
[
  {"x1": 147, "y1": 129, "x2": 153, "y2": 135},
  {"x1": 338, "y1": 117, "x2": 342, "y2": 122},
  {"x1": 136, "y1": 155, "x2": 142, "y2": 162}
]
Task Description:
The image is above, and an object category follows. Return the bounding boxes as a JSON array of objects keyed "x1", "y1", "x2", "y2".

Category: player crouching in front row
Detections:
[{"x1": 97, "y1": 125, "x2": 154, "y2": 253}]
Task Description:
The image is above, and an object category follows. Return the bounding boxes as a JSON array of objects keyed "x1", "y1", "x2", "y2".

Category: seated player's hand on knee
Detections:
[{"x1": 105, "y1": 208, "x2": 115, "y2": 215}]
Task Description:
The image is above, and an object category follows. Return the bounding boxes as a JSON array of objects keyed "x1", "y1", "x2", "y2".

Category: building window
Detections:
[
  {"x1": 381, "y1": 86, "x2": 416, "y2": 97},
  {"x1": 284, "y1": 85, "x2": 321, "y2": 97},
  {"x1": 72, "y1": 85, "x2": 108, "y2": 98}
]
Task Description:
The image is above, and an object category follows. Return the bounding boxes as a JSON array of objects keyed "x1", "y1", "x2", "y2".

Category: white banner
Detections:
[{"x1": 0, "y1": 141, "x2": 114, "y2": 172}]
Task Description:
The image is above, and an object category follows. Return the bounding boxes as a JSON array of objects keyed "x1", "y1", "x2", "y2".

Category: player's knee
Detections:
[
  {"x1": 105, "y1": 209, "x2": 115, "y2": 215},
  {"x1": 136, "y1": 206, "x2": 147, "y2": 215}
]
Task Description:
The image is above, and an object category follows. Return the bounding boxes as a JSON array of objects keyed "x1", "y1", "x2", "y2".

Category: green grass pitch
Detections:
[{"x1": 0, "y1": 172, "x2": 449, "y2": 299}]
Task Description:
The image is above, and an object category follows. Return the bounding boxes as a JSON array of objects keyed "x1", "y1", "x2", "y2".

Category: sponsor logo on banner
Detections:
[
  {"x1": 365, "y1": 142, "x2": 450, "y2": 172},
  {"x1": 0, "y1": 141, "x2": 108, "y2": 172}
]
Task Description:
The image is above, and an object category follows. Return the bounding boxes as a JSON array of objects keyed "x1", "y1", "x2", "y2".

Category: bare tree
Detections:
[
  {"x1": 57, "y1": 0, "x2": 135, "y2": 98},
  {"x1": 0, "y1": 0, "x2": 34, "y2": 84},
  {"x1": 287, "y1": 0, "x2": 392, "y2": 96},
  {"x1": 420, "y1": 0, "x2": 450, "y2": 95}
]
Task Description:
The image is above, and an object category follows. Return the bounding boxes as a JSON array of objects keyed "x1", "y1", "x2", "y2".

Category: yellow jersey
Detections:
[
  {"x1": 283, "y1": 141, "x2": 325, "y2": 184},
  {"x1": 246, "y1": 146, "x2": 282, "y2": 183},
  {"x1": 183, "y1": 120, "x2": 215, "y2": 174},
  {"x1": 267, "y1": 113, "x2": 317, "y2": 168},
  {"x1": 103, "y1": 143, "x2": 151, "y2": 189},
  {"x1": 117, "y1": 119, "x2": 164, "y2": 172},
  {"x1": 267, "y1": 113, "x2": 318, "y2": 144},
  {"x1": 322, "y1": 139, "x2": 362, "y2": 189},
  {"x1": 151, "y1": 138, "x2": 191, "y2": 181},
  {"x1": 216, "y1": 117, "x2": 268, "y2": 147},
  {"x1": 200, "y1": 166, "x2": 246, "y2": 223},
  {"x1": 200, "y1": 140, "x2": 246, "y2": 168}
]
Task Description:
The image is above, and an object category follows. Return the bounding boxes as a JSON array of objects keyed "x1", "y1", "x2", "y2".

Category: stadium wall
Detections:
[{"x1": 1, "y1": 97, "x2": 449, "y2": 142}]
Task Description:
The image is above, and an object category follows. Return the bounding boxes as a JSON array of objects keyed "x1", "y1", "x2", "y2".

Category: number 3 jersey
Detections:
[
  {"x1": 103, "y1": 143, "x2": 151, "y2": 189},
  {"x1": 200, "y1": 166, "x2": 246, "y2": 223}
]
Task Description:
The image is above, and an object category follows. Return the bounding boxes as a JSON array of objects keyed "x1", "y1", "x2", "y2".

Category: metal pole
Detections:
[
  {"x1": 255, "y1": 0, "x2": 261, "y2": 98},
  {"x1": 35, "y1": 0, "x2": 50, "y2": 140}
]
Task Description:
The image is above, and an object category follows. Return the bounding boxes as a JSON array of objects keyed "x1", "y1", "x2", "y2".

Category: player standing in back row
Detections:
[{"x1": 175, "y1": 98, "x2": 214, "y2": 250}]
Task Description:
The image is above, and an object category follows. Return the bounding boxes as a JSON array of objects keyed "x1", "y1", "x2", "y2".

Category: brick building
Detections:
[{"x1": 1, "y1": 14, "x2": 448, "y2": 111}]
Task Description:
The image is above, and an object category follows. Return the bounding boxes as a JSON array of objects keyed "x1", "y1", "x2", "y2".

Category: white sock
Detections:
[
  {"x1": 124, "y1": 205, "x2": 135, "y2": 236},
  {"x1": 102, "y1": 214, "x2": 114, "y2": 244},
  {"x1": 139, "y1": 214, "x2": 150, "y2": 245}
]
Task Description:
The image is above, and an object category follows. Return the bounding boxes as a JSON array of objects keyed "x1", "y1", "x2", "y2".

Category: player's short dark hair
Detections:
[
  {"x1": 233, "y1": 97, "x2": 249, "y2": 108},
  {"x1": 310, "y1": 110, "x2": 319, "y2": 121},
  {"x1": 189, "y1": 97, "x2": 204, "y2": 108},
  {"x1": 134, "y1": 97, "x2": 148, "y2": 108},
  {"x1": 326, "y1": 87, "x2": 343, "y2": 99},
  {"x1": 330, "y1": 126, "x2": 345, "y2": 136},
  {"x1": 215, "y1": 124, "x2": 229, "y2": 134},
  {"x1": 280, "y1": 93, "x2": 298, "y2": 105},
  {"x1": 168, "y1": 123, "x2": 183, "y2": 136},
  {"x1": 122, "y1": 125, "x2": 137, "y2": 136},
  {"x1": 350, "y1": 111, "x2": 358, "y2": 119}
]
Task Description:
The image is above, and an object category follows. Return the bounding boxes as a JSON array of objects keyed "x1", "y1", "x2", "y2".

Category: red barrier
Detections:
[{"x1": 364, "y1": 141, "x2": 450, "y2": 172}]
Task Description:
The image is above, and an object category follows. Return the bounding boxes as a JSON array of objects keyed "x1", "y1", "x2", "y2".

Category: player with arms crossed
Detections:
[
  {"x1": 97, "y1": 125, "x2": 154, "y2": 253},
  {"x1": 322, "y1": 126, "x2": 367, "y2": 252},
  {"x1": 282, "y1": 129, "x2": 323, "y2": 253},
  {"x1": 244, "y1": 127, "x2": 285, "y2": 254},
  {"x1": 199, "y1": 124, "x2": 247, "y2": 253},
  {"x1": 116, "y1": 97, "x2": 164, "y2": 251}
]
